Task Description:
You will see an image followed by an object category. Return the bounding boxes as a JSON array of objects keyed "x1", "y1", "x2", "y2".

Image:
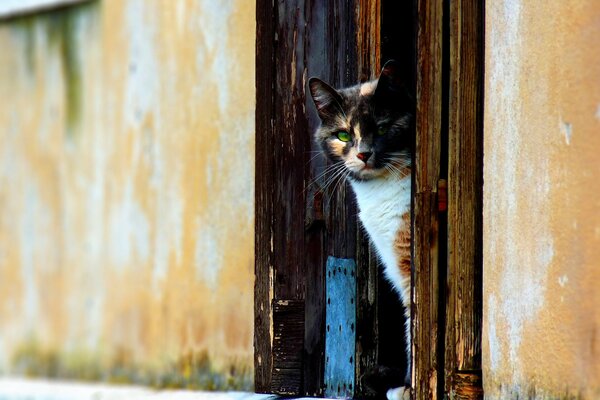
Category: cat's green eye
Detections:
[
  {"x1": 377, "y1": 127, "x2": 386, "y2": 136},
  {"x1": 336, "y1": 131, "x2": 351, "y2": 142}
]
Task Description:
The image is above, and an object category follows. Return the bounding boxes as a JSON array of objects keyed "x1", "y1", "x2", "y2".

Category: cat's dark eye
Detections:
[
  {"x1": 377, "y1": 127, "x2": 386, "y2": 136},
  {"x1": 336, "y1": 131, "x2": 351, "y2": 142}
]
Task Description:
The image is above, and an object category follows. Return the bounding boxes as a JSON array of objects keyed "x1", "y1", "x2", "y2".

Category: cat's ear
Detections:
[
  {"x1": 309, "y1": 78, "x2": 343, "y2": 119},
  {"x1": 374, "y1": 60, "x2": 406, "y2": 101}
]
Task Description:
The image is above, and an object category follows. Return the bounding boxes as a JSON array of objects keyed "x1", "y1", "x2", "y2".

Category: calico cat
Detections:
[{"x1": 309, "y1": 60, "x2": 413, "y2": 399}]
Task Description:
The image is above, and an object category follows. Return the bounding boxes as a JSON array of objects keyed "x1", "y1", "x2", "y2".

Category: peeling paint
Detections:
[
  {"x1": 108, "y1": 181, "x2": 151, "y2": 269},
  {"x1": 560, "y1": 118, "x2": 573, "y2": 145},
  {"x1": 124, "y1": 0, "x2": 158, "y2": 130},
  {"x1": 558, "y1": 275, "x2": 569, "y2": 288},
  {"x1": 194, "y1": 218, "x2": 224, "y2": 289}
]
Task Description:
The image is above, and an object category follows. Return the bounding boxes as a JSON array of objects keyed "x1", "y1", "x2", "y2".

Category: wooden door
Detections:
[{"x1": 254, "y1": 1, "x2": 484, "y2": 398}]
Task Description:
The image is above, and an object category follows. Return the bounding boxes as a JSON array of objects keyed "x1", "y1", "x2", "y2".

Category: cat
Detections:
[{"x1": 309, "y1": 60, "x2": 413, "y2": 400}]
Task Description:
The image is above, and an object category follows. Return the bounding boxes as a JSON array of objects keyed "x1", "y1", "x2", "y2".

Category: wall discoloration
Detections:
[
  {"x1": 484, "y1": 1, "x2": 600, "y2": 398},
  {"x1": 0, "y1": 0, "x2": 255, "y2": 388}
]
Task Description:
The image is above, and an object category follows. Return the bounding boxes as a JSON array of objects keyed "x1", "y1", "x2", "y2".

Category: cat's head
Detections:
[{"x1": 309, "y1": 60, "x2": 413, "y2": 181}]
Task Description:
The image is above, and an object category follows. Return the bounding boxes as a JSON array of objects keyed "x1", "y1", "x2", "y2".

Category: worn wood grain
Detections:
[
  {"x1": 356, "y1": 0, "x2": 381, "y2": 83},
  {"x1": 413, "y1": 0, "x2": 444, "y2": 399},
  {"x1": 445, "y1": 0, "x2": 484, "y2": 398},
  {"x1": 452, "y1": 371, "x2": 484, "y2": 399},
  {"x1": 271, "y1": 300, "x2": 305, "y2": 395},
  {"x1": 254, "y1": 0, "x2": 275, "y2": 392}
]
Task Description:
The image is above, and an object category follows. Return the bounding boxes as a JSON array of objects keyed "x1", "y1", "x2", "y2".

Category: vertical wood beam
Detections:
[
  {"x1": 413, "y1": 0, "x2": 443, "y2": 399},
  {"x1": 354, "y1": 1, "x2": 381, "y2": 397},
  {"x1": 356, "y1": 0, "x2": 381, "y2": 82},
  {"x1": 254, "y1": 0, "x2": 275, "y2": 392},
  {"x1": 445, "y1": 0, "x2": 484, "y2": 398}
]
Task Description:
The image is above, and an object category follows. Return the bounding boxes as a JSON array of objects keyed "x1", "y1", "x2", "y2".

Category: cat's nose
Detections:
[{"x1": 357, "y1": 152, "x2": 372, "y2": 163}]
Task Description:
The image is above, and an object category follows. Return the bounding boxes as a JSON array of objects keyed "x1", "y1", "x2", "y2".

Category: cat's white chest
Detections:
[{"x1": 350, "y1": 175, "x2": 411, "y2": 296}]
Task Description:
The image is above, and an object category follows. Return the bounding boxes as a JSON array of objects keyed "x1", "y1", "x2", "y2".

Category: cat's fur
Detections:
[{"x1": 309, "y1": 61, "x2": 413, "y2": 398}]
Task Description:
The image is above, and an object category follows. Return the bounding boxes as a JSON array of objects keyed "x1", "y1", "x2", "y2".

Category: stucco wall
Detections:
[
  {"x1": 483, "y1": 1, "x2": 600, "y2": 398},
  {"x1": 0, "y1": 0, "x2": 255, "y2": 389}
]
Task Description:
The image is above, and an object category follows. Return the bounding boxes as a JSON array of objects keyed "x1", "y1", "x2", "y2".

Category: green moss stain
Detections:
[
  {"x1": 152, "y1": 351, "x2": 253, "y2": 391},
  {"x1": 54, "y1": 10, "x2": 83, "y2": 138},
  {"x1": 3, "y1": 1, "x2": 99, "y2": 138},
  {"x1": 2, "y1": 16, "x2": 38, "y2": 72},
  {"x1": 11, "y1": 341, "x2": 253, "y2": 391}
]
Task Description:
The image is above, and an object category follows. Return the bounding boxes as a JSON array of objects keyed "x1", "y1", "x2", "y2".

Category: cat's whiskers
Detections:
[
  {"x1": 326, "y1": 169, "x2": 351, "y2": 209},
  {"x1": 332, "y1": 101, "x2": 350, "y2": 123},
  {"x1": 306, "y1": 151, "x2": 325, "y2": 164},
  {"x1": 384, "y1": 164, "x2": 394, "y2": 177},
  {"x1": 384, "y1": 155, "x2": 410, "y2": 163},
  {"x1": 384, "y1": 155, "x2": 412, "y2": 172},
  {"x1": 314, "y1": 164, "x2": 345, "y2": 196},
  {"x1": 322, "y1": 163, "x2": 349, "y2": 193},
  {"x1": 309, "y1": 161, "x2": 344, "y2": 185},
  {"x1": 386, "y1": 163, "x2": 410, "y2": 180},
  {"x1": 384, "y1": 165, "x2": 401, "y2": 181},
  {"x1": 337, "y1": 170, "x2": 351, "y2": 193}
]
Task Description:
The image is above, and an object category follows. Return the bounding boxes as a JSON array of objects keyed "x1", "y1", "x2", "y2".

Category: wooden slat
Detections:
[
  {"x1": 271, "y1": 300, "x2": 305, "y2": 395},
  {"x1": 271, "y1": 0, "x2": 309, "y2": 302},
  {"x1": 356, "y1": 0, "x2": 381, "y2": 82},
  {"x1": 413, "y1": 0, "x2": 444, "y2": 399},
  {"x1": 445, "y1": 0, "x2": 484, "y2": 398},
  {"x1": 254, "y1": 0, "x2": 275, "y2": 392}
]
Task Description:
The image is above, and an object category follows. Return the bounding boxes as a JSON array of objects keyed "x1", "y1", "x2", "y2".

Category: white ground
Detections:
[{"x1": 0, "y1": 378, "x2": 291, "y2": 400}]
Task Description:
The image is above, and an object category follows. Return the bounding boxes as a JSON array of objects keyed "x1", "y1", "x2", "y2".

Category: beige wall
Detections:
[
  {"x1": 483, "y1": 1, "x2": 600, "y2": 398},
  {"x1": 0, "y1": 0, "x2": 255, "y2": 389}
]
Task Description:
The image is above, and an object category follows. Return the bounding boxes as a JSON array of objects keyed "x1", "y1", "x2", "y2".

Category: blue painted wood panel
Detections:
[{"x1": 324, "y1": 257, "x2": 356, "y2": 398}]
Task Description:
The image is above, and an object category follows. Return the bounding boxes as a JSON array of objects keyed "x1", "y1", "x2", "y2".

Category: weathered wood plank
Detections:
[
  {"x1": 413, "y1": 0, "x2": 444, "y2": 399},
  {"x1": 272, "y1": 0, "x2": 309, "y2": 302},
  {"x1": 445, "y1": 0, "x2": 484, "y2": 398},
  {"x1": 254, "y1": 0, "x2": 275, "y2": 392},
  {"x1": 356, "y1": 0, "x2": 381, "y2": 83}
]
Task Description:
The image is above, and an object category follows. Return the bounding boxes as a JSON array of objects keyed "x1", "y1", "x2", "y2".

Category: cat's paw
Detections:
[{"x1": 386, "y1": 386, "x2": 411, "y2": 400}]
